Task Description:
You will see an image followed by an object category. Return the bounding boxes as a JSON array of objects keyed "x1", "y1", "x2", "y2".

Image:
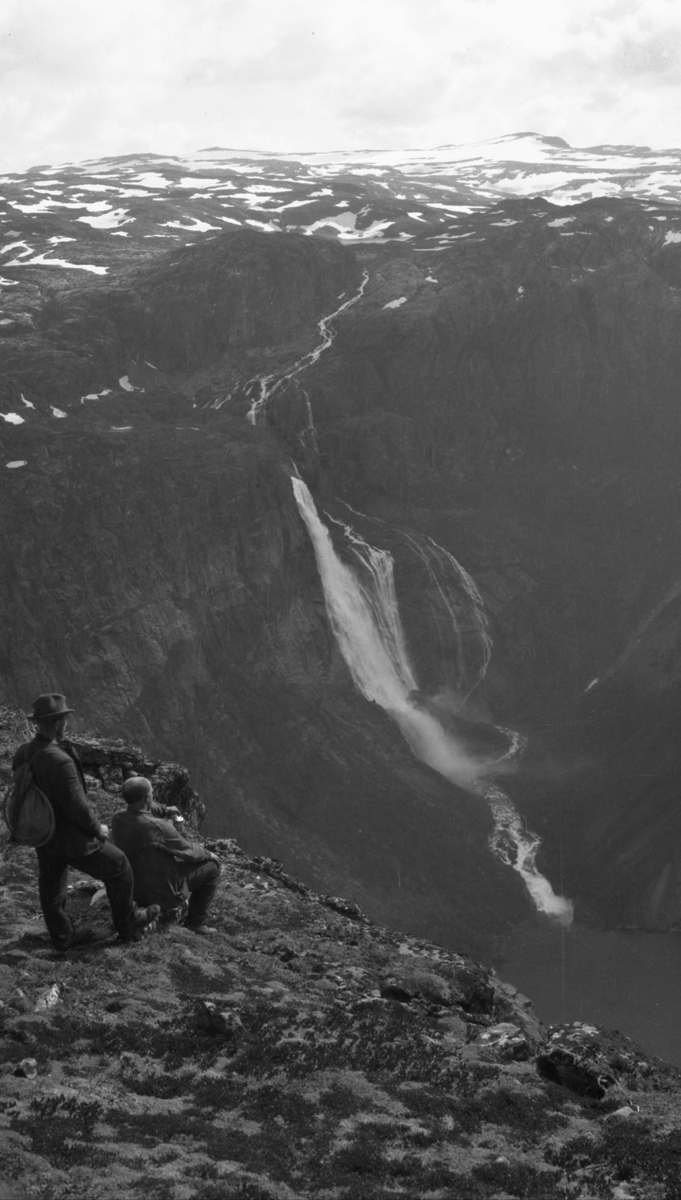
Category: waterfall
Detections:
[
  {"x1": 486, "y1": 785, "x2": 573, "y2": 923},
  {"x1": 292, "y1": 475, "x2": 573, "y2": 925},
  {"x1": 329, "y1": 506, "x2": 491, "y2": 697},
  {"x1": 403, "y1": 531, "x2": 492, "y2": 693},
  {"x1": 246, "y1": 270, "x2": 370, "y2": 426}
]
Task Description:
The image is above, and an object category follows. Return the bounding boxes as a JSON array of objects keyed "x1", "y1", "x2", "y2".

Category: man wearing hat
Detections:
[{"x1": 12, "y1": 694, "x2": 161, "y2": 950}]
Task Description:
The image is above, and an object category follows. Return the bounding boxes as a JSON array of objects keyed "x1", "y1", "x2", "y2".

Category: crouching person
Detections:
[
  {"x1": 112, "y1": 777, "x2": 221, "y2": 934},
  {"x1": 13, "y1": 694, "x2": 161, "y2": 951}
]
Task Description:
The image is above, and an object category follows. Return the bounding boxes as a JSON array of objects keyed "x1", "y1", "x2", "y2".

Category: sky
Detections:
[{"x1": 1, "y1": 0, "x2": 680, "y2": 173}]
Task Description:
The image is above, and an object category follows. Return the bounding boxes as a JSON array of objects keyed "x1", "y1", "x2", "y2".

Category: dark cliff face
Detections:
[
  {"x1": 94, "y1": 229, "x2": 362, "y2": 372},
  {"x1": 0, "y1": 229, "x2": 529, "y2": 953},
  {"x1": 0, "y1": 230, "x2": 360, "y2": 408},
  {"x1": 0, "y1": 408, "x2": 523, "y2": 950},
  {"x1": 3, "y1": 209, "x2": 681, "y2": 946},
  {"x1": 287, "y1": 209, "x2": 681, "y2": 735}
]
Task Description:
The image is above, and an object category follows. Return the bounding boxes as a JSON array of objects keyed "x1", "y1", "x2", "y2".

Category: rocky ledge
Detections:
[{"x1": 1, "y1": 710, "x2": 681, "y2": 1200}]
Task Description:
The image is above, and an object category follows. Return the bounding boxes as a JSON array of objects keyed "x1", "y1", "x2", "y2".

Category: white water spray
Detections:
[
  {"x1": 292, "y1": 476, "x2": 573, "y2": 925},
  {"x1": 486, "y1": 785, "x2": 572, "y2": 923},
  {"x1": 329, "y1": 506, "x2": 491, "y2": 696}
]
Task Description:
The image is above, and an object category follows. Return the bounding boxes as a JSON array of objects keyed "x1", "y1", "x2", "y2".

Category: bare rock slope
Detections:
[{"x1": 2, "y1": 708, "x2": 681, "y2": 1200}]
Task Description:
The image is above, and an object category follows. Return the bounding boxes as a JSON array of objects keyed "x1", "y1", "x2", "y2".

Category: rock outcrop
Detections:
[{"x1": 2, "y1": 717, "x2": 680, "y2": 1200}]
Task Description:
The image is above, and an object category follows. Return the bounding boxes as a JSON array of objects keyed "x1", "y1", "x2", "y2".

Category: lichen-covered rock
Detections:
[
  {"x1": 476, "y1": 1021, "x2": 534, "y2": 1062},
  {"x1": 536, "y1": 1021, "x2": 679, "y2": 1100}
]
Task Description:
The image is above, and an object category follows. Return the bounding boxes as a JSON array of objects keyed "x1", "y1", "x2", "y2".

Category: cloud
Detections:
[
  {"x1": 613, "y1": 30, "x2": 681, "y2": 81},
  {"x1": 1, "y1": 0, "x2": 681, "y2": 171}
]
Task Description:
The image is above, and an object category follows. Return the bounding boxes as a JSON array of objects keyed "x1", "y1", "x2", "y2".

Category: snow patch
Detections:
[
  {"x1": 177, "y1": 177, "x2": 221, "y2": 188},
  {"x1": 247, "y1": 184, "x2": 292, "y2": 194},
  {"x1": 81, "y1": 389, "x2": 114, "y2": 402},
  {"x1": 383, "y1": 297, "x2": 408, "y2": 309},
  {"x1": 119, "y1": 376, "x2": 144, "y2": 393},
  {"x1": 10, "y1": 197, "x2": 114, "y2": 214},
  {"x1": 301, "y1": 213, "x2": 393, "y2": 239},
  {"x1": 1, "y1": 412, "x2": 24, "y2": 424},
  {"x1": 664, "y1": 230, "x2": 681, "y2": 244},
  {"x1": 9, "y1": 200, "x2": 64, "y2": 213},
  {"x1": 4, "y1": 253, "x2": 108, "y2": 274},
  {"x1": 428, "y1": 202, "x2": 483, "y2": 213},
  {"x1": 279, "y1": 198, "x2": 320, "y2": 210},
  {"x1": 547, "y1": 217, "x2": 575, "y2": 227},
  {"x1": 548, "y1": 180, "x2": 623, "y2": 205},
  {"x1": 78, "y1": 208, "x2": 131, "y2": 229},
  {"x1": 50, "y1": 406, "x2": 67, "y2": 418},
  {"x1": 162, "y1": 218, "x2": 221, "y2": 232},
  {"x1": 132, "y1": 173, "x2": 172, "y2": 188},
  {"x1": 6, "y1": 460, "x2": 27, "y2": 468},
  {"x1": 67, "y1": 183, "x2": 115, "y2": 193},
  {"x1": 1, "y1": 242, "x2": 33, "y2": 257}
]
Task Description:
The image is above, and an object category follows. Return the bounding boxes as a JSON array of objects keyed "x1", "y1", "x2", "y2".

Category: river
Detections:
[{"x1": 497, "y1": 917, "x2": 681, "y2": 1067}]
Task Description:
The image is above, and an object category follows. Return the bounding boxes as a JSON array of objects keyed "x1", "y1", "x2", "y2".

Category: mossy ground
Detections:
[{"x1": 2, "y1": 723, "x2": 681, "y2": 1199}]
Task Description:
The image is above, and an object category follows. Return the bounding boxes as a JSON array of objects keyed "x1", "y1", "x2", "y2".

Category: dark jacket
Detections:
[
  {"x1": 12, "y1": 735, "x2": 105, "y2": 859},
  {"x1": 111, "y1": 806, "x2": 211, "y2": 909}
]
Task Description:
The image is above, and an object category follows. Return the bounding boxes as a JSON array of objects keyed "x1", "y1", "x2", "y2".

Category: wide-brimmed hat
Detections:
[{"x1": 29, "y1": 693, "x2": 75, "y2": 721}]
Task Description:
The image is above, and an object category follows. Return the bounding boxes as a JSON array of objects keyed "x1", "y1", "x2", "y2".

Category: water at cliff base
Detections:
[{"x1": 499, "y1": 918, "x2": 681, "y2": 1067}]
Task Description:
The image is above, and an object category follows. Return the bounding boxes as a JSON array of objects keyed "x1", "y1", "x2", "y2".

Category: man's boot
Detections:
[{"x1": 119, "y1": 904, "x2": 161, "y2": 942}]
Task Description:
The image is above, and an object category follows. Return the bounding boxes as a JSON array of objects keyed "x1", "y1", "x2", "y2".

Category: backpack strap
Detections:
[
  {"x1": 25, "y1": 742, "x2": 71, "y2": 778},
  {"x1": 14, "y1": 745, "x2": 49, "y2": 789}
]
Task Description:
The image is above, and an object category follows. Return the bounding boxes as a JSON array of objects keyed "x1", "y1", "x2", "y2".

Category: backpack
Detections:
[{"x1": 3, "y1": 752, "x2": 55, "y2": 847}]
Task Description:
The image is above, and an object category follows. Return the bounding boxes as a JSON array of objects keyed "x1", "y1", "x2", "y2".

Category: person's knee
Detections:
[
  {"x1": 103, "y1": 842, "x2": 128, "y2": 866},
  {"x1": 96, "y1": 843, "x2": 133, "y2": 886}
]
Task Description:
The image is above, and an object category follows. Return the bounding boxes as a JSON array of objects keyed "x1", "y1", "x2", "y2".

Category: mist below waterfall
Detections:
[{"x1": 292, "y1": 475, "x2": 573, "y2": 926}]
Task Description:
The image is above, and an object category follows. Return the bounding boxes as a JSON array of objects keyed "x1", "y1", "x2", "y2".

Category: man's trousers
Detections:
[{"x1": 36, "y1": 842, "x2": 137, "y2": 950}]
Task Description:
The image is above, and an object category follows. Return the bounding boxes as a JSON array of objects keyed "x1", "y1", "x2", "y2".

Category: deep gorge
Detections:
[{"x1": 3, "y1": 206, "x2": 681, "y2": 957}]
